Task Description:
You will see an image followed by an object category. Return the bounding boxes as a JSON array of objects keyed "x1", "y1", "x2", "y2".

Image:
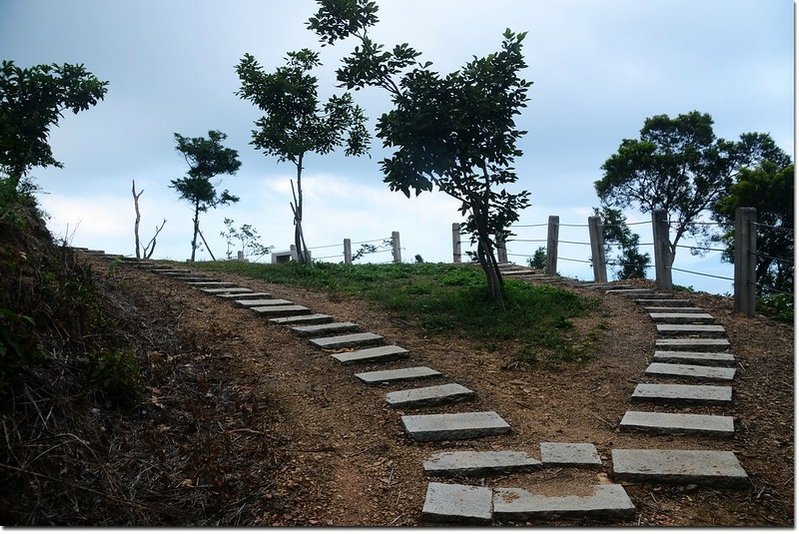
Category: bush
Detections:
[
  {"x1": 758, "y1": 293, "x2": 793, "y2": 324},
  {"x1": 88, "y1": 350, "x2": 143, "y2": 407}
]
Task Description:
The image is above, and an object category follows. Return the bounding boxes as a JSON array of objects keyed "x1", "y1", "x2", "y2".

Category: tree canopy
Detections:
[{"x1": 0, "y1": 60, "x2": 108, "y2": 188}]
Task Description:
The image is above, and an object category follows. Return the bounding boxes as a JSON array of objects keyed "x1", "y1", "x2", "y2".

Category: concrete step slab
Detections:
[
  {"x1": 234, "y1": 298, "x2": 293, "y2": 307},
  {"x1": 652, "y1": 351, "x2": 735, "y2": 367},
  {"x1": 332, "y1": 345, "x2": 409, "y2": 365},
  {"x1": 310, "y1": 332, "x2": 383, "y2": 350},
  {"x1": 619, "y1": 410, "x2": 734, "y2": 437},
  {"x1": 176, "y1": 276, "x2": 219, "y2": 282},
  {"x1": 605, "y1": 288, "x2": 659, "y2": 295},
  {"x1": 185, "y1": 281, "x2": 237, "y2": 287},
  {"x1": 649, "y1": 313, "x2": 716, "y2": 324},
  {"x1": 611, "y1": 449, "x2": 749, "y2": 487},
  {"x1": 219, "y1": 291, "x2": 271, "y2": 299},
  {"x1": 421, "y1": 482, "x2": 492, "y2": 525},
  {"x1": 269, "y1": 313, "x2": 333, "y2": 325},
  {"x1": 645, "y1": 362, "x2": 736, "y2": 381},
  {"x1": 250, "y1": 305, "x2": 311, "y2": 317},
  {"x1": 632, "y1": 383, "x2": 733, "y2": 405},
  {"x1": 201, "y1": 287, "x2": 253, "y2": 295},
  {"x1": 635, "y1": 299, "x2": 693, "y2": 306},
  {"x1": 290, "y1": 322, "x2": 359, "y2": 337},
  {"x1": 540, "y1": 442, "x2": 601, "y2": 466},
  {"x1": 355, "y1": 366, "x2": 442, "y2": 385},
  {"x1": 656, "y1": 324, "x2": 727, "y2": 337},
  {"x1": 644, "y1": 306, "x2": 706, "y2": 313},
  {"x1": 493, "y1": 484, "x2": 635, "y2": 521},
  {"x1": 655, "y1": 338, "x2": 731, "y2": 352},
  {"x1": 385, "y1": 383, "x2": 474, "y2": 408},
  {"x1": 402, "y1": 411, "x2": 511, "y2": 442},
  {"x1": 423, "y1": 450, "x2": 542, "y2": 477}
]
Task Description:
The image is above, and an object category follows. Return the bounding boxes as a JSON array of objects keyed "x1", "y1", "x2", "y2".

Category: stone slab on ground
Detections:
[
  {"x1": 652, "y1": 351, "x2": 735, "y2": 367},
  {"x1": 493, "y1": 484, "x2": 635, "y2": 521},
  {"x1": 185, "y1": 281, "x2": 237, "y2": 287},
  {"x1": 269, "y1": 313, "x2": 333, "y2": 325},
  {"x1": 385, "y1": 383, "x2": 474, "y2": 408},
  {"x1": 635, "y1": 299, "x2": 693, "y2": 306},
  {"x1": 619, "y1": 410, "x2": 734, "y2": 437},
  {"x1": 423, "y1": 451, "x2": 542, "y2": 477},
  {"x1": 332, "y1": 345, "x2": 409, "y2": 365},
  {"x1": 649, "y1": 313, "x2": 716, "y2": 324},
  {"x1": 355, "y1": 366, "x2": 442, "y2": 385},
  {"x1": 250, "y1": 305, "x2": 311, "y2": 317},
  {"x1": 605, "y1": 288, "x2": 659, "y2": 294},
  {"x1": 421, "y1": 482, "x2": 493, "y2": 525},
  {"x1": 402, "y1": 411, "x2": 511, "y2": 442},
  {"x1": 632, "y1": 383, "x2": 732, "y2": 405},
  {"x1": 655, "y1": 338, "x2": 731, "y2": 352},
  {"x1": 201, "y1": 287, "x2": 253, "y2": 294},
  {"x1": 645, "y1": 362, "x2": 736, "y2": 381},
  {"x1": 290, "y1": 322, "x2": 359, "y2": 337},
  {"x1": 539, "y1": 442, "x2": 602, "y2": 466},
  {"x1": 611, "y1": 449, "x2": 749, "y2": 487},
  {"x1": 234, "y1": 298, "x2": 293, "y2": 307},
  {"x1": 176, "y1": 276, "x2": 219, "y2": 282},
  {"x1": 644, "y1": 306, "x2": 706, "y2": 313},
  {"x1": 656, "y1": 324, "x2": 726, "y2": 337},
  {"x1": 218, "y1": 291, "x2": 271, "y2": 299},
  {"x1": 310, "y1": 332, "x2": 383, "y2": 350}
]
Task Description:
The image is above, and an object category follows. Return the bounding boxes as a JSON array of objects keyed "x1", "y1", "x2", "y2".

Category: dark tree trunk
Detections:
[
  {"x1": 190, "y1": 201, "x2": 200, "y2": 262},
  {"x1": 293, "y1": 154, "x2": 311, "y2": 264},
  {"x1": 472, "y1": 207, "x2": 506, "y2": 312}
]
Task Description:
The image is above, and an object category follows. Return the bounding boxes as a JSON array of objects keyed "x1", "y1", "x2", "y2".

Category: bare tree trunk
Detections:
[
  {"x1": 472, "y1": 206, "x2": 506, "y2": 311},
  {"x1": 143, "y1": 219, "x2": 167, "y2": 259},
  {"x1": 190, "y1": 201, "x2": 200, "y2": 262},
  {"x1": 131, "y1": 180, "x2": 143, "y2": 259},
  {"x1": 291, "y1": 154, "x2": 311, "y2": 264},
  {"x1": 197, "y1": 226, "x2": 216, "y2": 261}
]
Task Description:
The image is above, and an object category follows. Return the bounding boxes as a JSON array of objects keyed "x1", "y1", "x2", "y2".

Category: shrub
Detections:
[{"x1": 88, "y1": 350, "x2": 143, "y2": 407}]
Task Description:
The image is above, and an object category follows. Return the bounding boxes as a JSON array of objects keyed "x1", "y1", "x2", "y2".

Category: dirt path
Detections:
[{"x1": 95, "y1": 258, "x2": 793, "y2": 526}]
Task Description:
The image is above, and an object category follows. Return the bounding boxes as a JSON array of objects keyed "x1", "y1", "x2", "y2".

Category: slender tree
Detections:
[
  {"x1": 131, "y1": 179, "x2": 166, "y2": 260},
  {"x1": 308, "y1": 0, "x2": 532, "y2": 310},
  {"x1": 170, "y1": 130, "x2": 241, "y2": 261},
  {"x1": 236, "y1": 50, "x2": 370, "y2": 264}
]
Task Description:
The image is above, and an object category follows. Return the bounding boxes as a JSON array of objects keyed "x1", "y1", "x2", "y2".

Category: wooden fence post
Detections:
[
  {"x1": 391, "y1": 231, "x2": 401, "y2": 263},
  {"x1": 652, "y1": 209, "x2": 673, "y2": 290},
  {"x1": 452, "y1": 223, "x2": 462, "y2": 264},
  {"x1": 734, "y1": 207, "x2": 757, "y2": 316},
  {"x1": 343, "y1": 238, "x2": 352, "y2": 265},
  {"x1": 497, "y1": 237, "x2": 508, "y2": 264},
  {"x1": 546, "y1": 215, "x2": 559, "y2": 275},
  {"x1": 588, "y1": 215, "x2": 607, "y2": 283}
]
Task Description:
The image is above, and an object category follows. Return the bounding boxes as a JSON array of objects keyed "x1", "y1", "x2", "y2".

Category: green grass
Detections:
[{"x1": 195, "y1": 261, "x2": 600, "y2": 363}]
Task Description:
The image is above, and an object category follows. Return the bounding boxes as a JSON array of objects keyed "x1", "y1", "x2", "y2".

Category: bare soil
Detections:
[{"x1": 37, "y1": 257, "x2": 796, "y2": 526}]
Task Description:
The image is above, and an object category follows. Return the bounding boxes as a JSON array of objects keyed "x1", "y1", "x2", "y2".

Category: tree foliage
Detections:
[
  {"x1": 220, "y1": 218, "x2": 273, "y2": 261},
  {"x1": 593, "y1": 206, "x2": 650, "y2": 280},
  {"x1": 308, "y1": 0, "x2": 532, "y2": 310},
  {"x1": 236, "y1": 49, "x2": 370, "y2": 264},
  {"x1": 170, "y1": 130, "x2": 241, "y2": 261},
  {"x1": 595, "y1": 111, "x2": 789, "y2": 265},
  {"x1": 0, "y1": 60, "x2": 108, "y2": 188}
]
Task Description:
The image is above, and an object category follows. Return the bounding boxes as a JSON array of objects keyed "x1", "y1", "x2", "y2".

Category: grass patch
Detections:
[{"x1": 195, "y1": 261, "x2": 599, "y2": 363}]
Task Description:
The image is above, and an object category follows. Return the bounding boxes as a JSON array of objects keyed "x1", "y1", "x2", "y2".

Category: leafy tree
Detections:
[
  {"x1": 236, "y1": 49, "x2": 370, "y2": 264},
  {"x1": 220, "y1": 217, "x2": 273, "y2": 261},
  {"x1": 712, "y1": 161, "x2": 794, "y2": 295},
  {"x1": 528, "y1": 247, "x2": 547, "y2": 270},
  {"x1": 170, "y1": 130, "x2": 241, "y2": 261},
  {"x1": 309, "y1": 0, "x2": 532, "y2": 310},
  {"x1": 595, "y1": 111, "x2": 789, "y2": 267},
  {"x1": 593, "y1": 206, "x2": 650, "y2": 280},
  {"x1": 0, "y1": 60, "x2": 108, "y2": 189}
]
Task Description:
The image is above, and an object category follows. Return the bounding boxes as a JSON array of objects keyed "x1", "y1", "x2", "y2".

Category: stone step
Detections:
[
  {"x1": 175, "y1": 276, "x2": 219, "y2": 282},
  {"x1": 156, "y1": 269, "x2": 193, "y2": 275},
  {"x1": 655, "y1": 338, "x2": 731, "y2": 352},
  {"x1": 644, "y1": 306, "x2": 706, "y2": 313},
  {"x1": 332, "y1": 345, "x2": 409, "y2": 365},
  {"x1": 493, "y1": 484, "x2": 635, "y2": 521},
  {"x1": 605, "y1": 288, "x2": 659, "y2": 295},
  {"x1": 635, "y1": 299, "x2": 693, "y2": 306},
  {"x1": 421, "y1": 482, "x2": 492, "y2": 525},
  {"x1": 619, "y1": 410, "x2": 734, "y2": 437},
  {"x1": 185, "y1": 281, "x2": 238, "y2": 287},
  {"x1": 200, "y1": 287, "x2": 254, "y2": 295},
  {"x1": 310, "y1": 332, "x2": 383, "y2": 350},
  {"x1": 652, "y1": 351, "x2": 735, "y2": 367},
  {"x1": 632, "y1": 383, "x2": 733, "y2": 405},
  {"x1": 250, "y1": 305, "x2": 311, "y2": 317},
  {"x1": 540, "y1": 442, "x2": 602, "y2": 466},
  {"x1": 611, "y1": 449, "x2": 749, "y2": 488},
  {"x1": 649, "y1": 313, "x2": 716, "y2": 324},
  {"x1": 290, "y1": 322, "x2": 359, "y2": 337},
  {"x1": 402, "y1": 411, "x2": 511, "y2": 442},
  {"x1": 656, "y1": 324, "x2": 727, "y2": 337},
  {"x1": 355, "y1": 366, "x2": 442, "y2": 385},
  {"x1": 385, "y1": 383, "x2": 474, "y2": 408},
  {"x1": 269, "y1": 313, "x2": 333, "y2": 325},
  {"x1": 219, "y1": 291, "x2": 272, "y2": 299},
  {"x1": 645, "y1": 362, "x2": 736, "y2": 381},
  {"x1": 234, "y1": 298, "x2": 293, "y2": 307},
  {"x1": 423, "y1": 450, "x2": 542, "y2": 477}
]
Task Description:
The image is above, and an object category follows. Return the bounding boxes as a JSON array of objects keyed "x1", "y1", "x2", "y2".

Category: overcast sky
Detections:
[{"x1": 1, "y1": 0, "x2": 793, "y2": 293}]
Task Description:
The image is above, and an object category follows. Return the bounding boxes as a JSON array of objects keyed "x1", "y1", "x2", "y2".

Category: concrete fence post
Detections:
[
  {"x1": 391, "y1": 231, "x2": 401, "y2": 263},
  {"x1": 546, "y1": 215, "x2": 559, "y2": 275},
  {"x1": 497, "y1": 237, "x2": 508, "y2": 264},
  {"x1": 734, "y1": 207, "x2": 757, "y2": 316},
  {"x1": 452, "y1": 223, "x2": 462, "y2": 264},
  {"x1": 343, "y1": 238, "x2": 352, "y2": 265},
  {"x1": 588, "y1": 215, "x2": 607, "y2": 283},
  {"x1": 652, "y1": 209, "x2": 673, "y2": 290}
]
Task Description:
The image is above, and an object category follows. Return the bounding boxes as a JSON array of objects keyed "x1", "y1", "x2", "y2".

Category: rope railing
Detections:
[
  {"x1": 557, "y1": 256, "x2": 593, "y2": 264},
  {"x1": 673, "y1": 243, "x2": 728, "y2": 253},
  {"x1": 755, "y1": 251, "x2": 794, "y2": 264},
  {"x1": 307, "y1": 242, "x2": 343, "y2": 250},
  {"x1": 669, "y1": 266, "x2": 734, "y2": 282},
  {"x1": 755, "y1": 222, "x2": 794, "y2": 233}
]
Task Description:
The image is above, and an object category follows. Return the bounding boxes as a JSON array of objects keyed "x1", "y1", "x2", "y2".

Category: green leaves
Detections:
[{"x1": 307, "y1": 0, "x2": 379, "y2": 45}]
